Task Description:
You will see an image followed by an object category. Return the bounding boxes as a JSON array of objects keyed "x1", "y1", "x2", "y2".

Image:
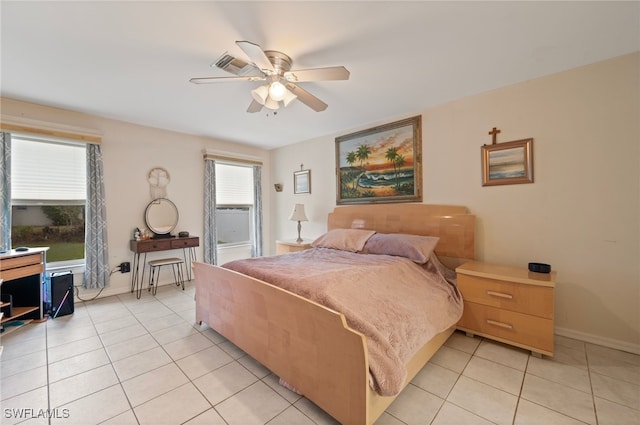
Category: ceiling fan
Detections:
[{"x1": 190, "y1": 40, "x2": 350, "y2": 113}]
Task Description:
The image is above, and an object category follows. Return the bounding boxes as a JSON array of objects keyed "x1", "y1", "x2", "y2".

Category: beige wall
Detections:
[
  {"x1": 270, "y1": 53, "x2": 640, "y2": 353},
  {"x1": 1, "y1": 97, "x2": 271, "y2": 299}
]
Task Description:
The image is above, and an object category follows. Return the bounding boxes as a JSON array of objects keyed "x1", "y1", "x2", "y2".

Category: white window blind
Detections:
[
  {"x1": 11, "y1": 137, "x2": 86, "y2": 201},
  {"x1": 215, "y1": 163, "x2": 254, "y2": 205}
]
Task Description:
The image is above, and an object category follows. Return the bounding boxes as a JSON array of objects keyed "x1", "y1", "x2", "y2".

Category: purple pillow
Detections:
[
  {"x1": 361, "y1": 233, "x2": 440, "y2": 264},
  {"x1": 311, "y1": 228, "x2": 376, "y2": 252}
]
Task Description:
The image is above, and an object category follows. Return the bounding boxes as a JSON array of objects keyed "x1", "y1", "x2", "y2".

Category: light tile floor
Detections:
[{"x1": 1, "y1": 281, "x2": 638, "y2": 425}]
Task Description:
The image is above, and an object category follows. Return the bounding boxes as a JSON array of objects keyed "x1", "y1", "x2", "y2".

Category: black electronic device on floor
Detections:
[{"x1": 50, "y1": 271, "x2": 74, "y2": 318}]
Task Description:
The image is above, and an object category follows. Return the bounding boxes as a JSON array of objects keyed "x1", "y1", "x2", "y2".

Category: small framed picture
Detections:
[
  {"x1": 482, "y1": 138, "x2": 534, "y2": 186},
  {"x1": 294, "y1": 169, "x2": 311, "y2": 194}
]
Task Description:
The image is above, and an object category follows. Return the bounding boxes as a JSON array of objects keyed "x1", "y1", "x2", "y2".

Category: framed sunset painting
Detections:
[
  {"x1": 481, "y1": 138, "x2": 534, "y2": 186},
  {"x1": 335, "y1": 116, "x2": 422, "y2": 204}
]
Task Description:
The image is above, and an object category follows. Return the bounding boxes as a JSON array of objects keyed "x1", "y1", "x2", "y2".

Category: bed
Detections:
[{"x1": 194, "y1": 204, "x2": 475, "y2": 424}]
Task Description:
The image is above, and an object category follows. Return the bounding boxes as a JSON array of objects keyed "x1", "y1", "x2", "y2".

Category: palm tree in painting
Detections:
[
  {"x1": 346, "y1": 151, "x2": 357, "y2": 167},
  {"x1": 386, "y1": 146, "x2": 405, "y2": 189},
  {"x1": 394, "y1": 154, "x2": 405, "y2": 189},
  {"x1": 346, "y1": 151, "x2": 358, "y2": 189},
  {"x1": 385, "y1": 146, "x2": 399, "y2": 186},
  {"x1": 356, "y1": 144, "x2": 371, "y2": 168}
]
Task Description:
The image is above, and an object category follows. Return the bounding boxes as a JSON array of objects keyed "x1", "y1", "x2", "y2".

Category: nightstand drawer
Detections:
[
  {"x1": 457, "y1": 274, "x2": 554, "y2": 319},
  {"x1": 458, "y1": 302, "x2": 554, "y2": 354}
]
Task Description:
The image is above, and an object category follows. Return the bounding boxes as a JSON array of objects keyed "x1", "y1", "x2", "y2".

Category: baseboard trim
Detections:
[
  {"x1": 73, "y1": 281, "x2": 186, "y2": 302},
  {"x1": 555, "y1": 326, "x2": 640, "y2": 355}
]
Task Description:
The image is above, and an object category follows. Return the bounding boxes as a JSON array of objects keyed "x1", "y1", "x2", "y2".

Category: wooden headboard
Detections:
[{"x1": 327, "y1": 204, "x2": 475, "y2": 266}]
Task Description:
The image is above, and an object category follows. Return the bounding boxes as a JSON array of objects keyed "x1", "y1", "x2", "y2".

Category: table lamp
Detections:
[{"x1": 288, "y1": 204, "x2": 308, "y2": 243}]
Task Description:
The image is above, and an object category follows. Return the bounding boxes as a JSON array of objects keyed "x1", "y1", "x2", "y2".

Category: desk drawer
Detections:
[
  {"x1": 457, "y1": 274, "x2": 553, "y2": 319},
  {"x1": 1, "y1": 253, "x2": 43, "y2": 271},
  {"x1": 133, "y1": 240, "x2": 172, "y2": 253},
  {"x1": 458, "y1": 301, "x2": 553, "y2": 354},
  {"x1": 171, "y1": 238, "x2": 199, "y2": 249},
  {"x1": 1, "y1": 263, "x2": 44, "y2": 282}
]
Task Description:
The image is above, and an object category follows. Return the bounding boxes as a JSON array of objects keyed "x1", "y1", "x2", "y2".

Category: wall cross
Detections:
[{"x1": 488, "y1": 127, "x2": 501, "y2": 144}]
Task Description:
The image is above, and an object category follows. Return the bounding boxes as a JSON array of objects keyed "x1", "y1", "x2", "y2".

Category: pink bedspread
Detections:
[{"x1": 223, "y1": 248, "x2": 463, "y2": 396}]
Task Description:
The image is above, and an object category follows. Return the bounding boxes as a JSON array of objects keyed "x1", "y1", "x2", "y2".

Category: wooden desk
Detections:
[
  {"x1": 0, "y1": 248, "x2": 48, "y2": 323},
  {"x1": 130, "y1": 237, "x2": 198, "y2": 299}
]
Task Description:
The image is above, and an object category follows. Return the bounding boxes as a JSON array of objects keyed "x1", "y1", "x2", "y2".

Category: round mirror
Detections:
[{"x1": 144, "y1": 198, "x2": 178, "y2": 236}]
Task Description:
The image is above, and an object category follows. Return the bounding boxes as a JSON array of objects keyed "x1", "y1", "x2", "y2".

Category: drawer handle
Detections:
[
  {"x1": 486, "y1": 290, "x2": 513, "y2": 300},
  {"x1": 486, "y1": 319, "x2": 513, "y2": 330}
]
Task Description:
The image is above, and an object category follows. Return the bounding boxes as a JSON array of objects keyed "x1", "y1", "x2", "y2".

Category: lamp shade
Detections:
[
  {"x1": 282, "y1": 89, "x2": 297, "y2": 107},
  {"x1": 264, "y1": 96, "x2": 280, "y2": 110},
  {"x1": 288, "y1": 204, "x2": 308, "y2": 222},
  {"x1": 251, "y1": 85, "x2": 269, "y2": 105}
]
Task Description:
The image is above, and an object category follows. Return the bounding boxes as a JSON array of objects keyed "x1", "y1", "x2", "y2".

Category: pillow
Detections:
[
  {"x1": 361, "y1": 233, "x2": 440, "y2": 264},
  {"x1": 311, "y1": 228, "x2": 376, "y2": 252}
]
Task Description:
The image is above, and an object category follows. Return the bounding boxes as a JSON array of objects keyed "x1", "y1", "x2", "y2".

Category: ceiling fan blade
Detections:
[
  {"x1": 284, "y1": 66, "x2": 350, "y2": 82},
  {"x1": 213, "y1": 53, "x2": 262, "y2": 77},
  {"x1": 236, "y1": 41, "x2": 275, "y2": 73},
  {"x1": 285, "y1": 83, "x2": 328, "y2": 112},
  {"x1": 247, "y1": 99, "x2": 263, "y2": 113},
  {"x1": 189, "y1": 76, "x2": 264, "y2": 84}
]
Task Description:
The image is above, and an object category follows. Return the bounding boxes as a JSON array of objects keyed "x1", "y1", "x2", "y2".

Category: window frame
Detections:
[
  {"x1": 10, "y1": 134, "x2": 87, "y2": 268},
  {"x1": 214, "y1": 161, "x2": 256, "y2": 253}
]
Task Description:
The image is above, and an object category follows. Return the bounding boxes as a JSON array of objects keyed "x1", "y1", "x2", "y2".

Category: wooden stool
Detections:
[{"x1": 147, "y1": 258, "x2": 185, "y2": 295}]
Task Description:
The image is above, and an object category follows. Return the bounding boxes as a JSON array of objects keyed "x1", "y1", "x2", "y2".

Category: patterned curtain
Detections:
[
  {"x1": 84, "y1": 144, "x2": 110, "y2": 289},
  {"x1": 0, "y1": 132, "x2": 11, "y2": 250},
  {"x1": 203, "y1": 159, "x2": 218, "y2": 264},
  {"x1": 252, "y1": 165, "x2": 263, "y2": 257}
]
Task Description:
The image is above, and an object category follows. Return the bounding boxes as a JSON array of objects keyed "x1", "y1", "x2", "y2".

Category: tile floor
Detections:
[{"x1": 1, "y1": 281, "x2": 638, "y2": 425}]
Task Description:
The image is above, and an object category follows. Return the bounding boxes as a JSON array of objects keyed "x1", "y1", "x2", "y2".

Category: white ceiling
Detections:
[{"x1": 1, "y1": 1, "x2": 638, "y2": 149}]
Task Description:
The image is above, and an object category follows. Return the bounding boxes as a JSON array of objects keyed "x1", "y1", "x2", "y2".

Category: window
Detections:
[
  {"x1": 11, "y1": 136, "x2": 86, "y2": 264},
  {"x1": 215, "y1": 163, "x2": 254, "y2": 248}
]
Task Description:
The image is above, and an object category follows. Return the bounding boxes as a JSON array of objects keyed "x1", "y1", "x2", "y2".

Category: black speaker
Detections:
[{"x1": 51, "y1": 272, "x2": 74, "y2": 318}]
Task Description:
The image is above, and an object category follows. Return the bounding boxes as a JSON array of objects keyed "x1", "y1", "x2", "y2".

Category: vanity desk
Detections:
[
  {"x1": 130, "y1": 236, "x2": 199, "y2": 298},
  {"x1": 130, "y1": 197, "x2": 198, "y2": 298},
  {"x1": 0, "y1": 247, "x2": 48, "y2": 323}
]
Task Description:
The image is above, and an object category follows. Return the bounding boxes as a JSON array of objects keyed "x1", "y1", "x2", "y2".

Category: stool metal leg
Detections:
[
  {"x1": 171, "y1": 264, "x2": 179, "y2": 287},
  {"x1": 178, "y1": 263, "x2": 185, "y2": 290},
  {"x1": 149, "y1": 265, "x2": 159, "y2": 296},
  {"x1": 148, "y1": 265, "x2": 153, "y2": 295},
  {"x1": 171, "y1": 263, "x2": 185, "y2": 291}
]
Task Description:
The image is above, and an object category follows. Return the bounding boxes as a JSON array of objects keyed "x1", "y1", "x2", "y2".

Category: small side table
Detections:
[
  {"x1": 276, "y1": 239, "x2": 313, "y2": 255},
  {"x1": 456, "y1": 261, "x2": 556, "y2": 357}
]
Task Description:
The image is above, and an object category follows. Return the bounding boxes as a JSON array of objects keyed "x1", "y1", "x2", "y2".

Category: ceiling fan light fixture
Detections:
[
  {"x1": 282, "y1": 89, "x2": 297, "y2": 107},
  {"x1": 268, "y1": 81, "x2": 287, "y2": 101},
  {"x1": 251, "y1": 85, "x2": 269, "y2": 105},
  {"x1": 264, "y1": 96, "x2": 280, "y2": 110},
  {"x1": 192, "y1": 41, "x2": 348, "y2": 113}
]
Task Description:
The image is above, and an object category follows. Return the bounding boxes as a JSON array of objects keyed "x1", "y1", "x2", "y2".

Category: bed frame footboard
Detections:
[
  {"x1": 194, "y1": 262, "x2": 372, "y2": 424},
  {"x1": 193, "y1": 204, "x2": 475, "y2": 424}
]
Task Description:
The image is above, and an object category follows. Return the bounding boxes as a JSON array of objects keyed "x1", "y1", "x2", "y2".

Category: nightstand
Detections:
[
  {"x1": 456, "y1": 261, "x2": 556, "y2": 357},
  {"x1": 276, "y1": 239, "x2": 313, "y2": 255}
]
